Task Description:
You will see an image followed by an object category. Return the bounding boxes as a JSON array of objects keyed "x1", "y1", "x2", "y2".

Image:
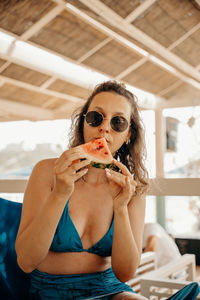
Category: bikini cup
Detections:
[{"x1": 50, "y1": 200, "x2": 114, "y2": 257}]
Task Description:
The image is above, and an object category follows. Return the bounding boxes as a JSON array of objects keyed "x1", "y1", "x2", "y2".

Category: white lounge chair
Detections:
[
  {"x1": 126, "y1": 251, "x2": 157, "y2": 293},
  {"x1": 140, "y1": 254, "x2": 200, "y2": 299}
]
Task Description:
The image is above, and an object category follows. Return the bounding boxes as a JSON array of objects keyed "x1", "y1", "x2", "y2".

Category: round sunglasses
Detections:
[{"x1": 84, "y1": 111, "x2": 129, "y2": 132}]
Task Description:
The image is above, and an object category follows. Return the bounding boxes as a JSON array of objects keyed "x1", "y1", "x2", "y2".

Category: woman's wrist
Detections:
[
  {"x1": 51, "y1": 187, "x2": 69, "y2": 203},
  {"x1": 113, "y1": 204, "x2": 128, "y2": 215}
]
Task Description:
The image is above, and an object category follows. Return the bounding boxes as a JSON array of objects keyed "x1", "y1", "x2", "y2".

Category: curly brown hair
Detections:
[{"x1": 68, "y1": 81, "x2": 149, "y2": 196}]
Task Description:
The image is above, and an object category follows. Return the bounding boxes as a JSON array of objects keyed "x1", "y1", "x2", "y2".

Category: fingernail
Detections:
[{"x1": 105, "y1": 168, "x2": 111, "y2": 175}]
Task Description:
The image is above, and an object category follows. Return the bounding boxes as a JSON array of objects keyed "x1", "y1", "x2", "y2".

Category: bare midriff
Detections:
[{"x1": 36, "y1": 251, "x2": 111, "y2": 275}]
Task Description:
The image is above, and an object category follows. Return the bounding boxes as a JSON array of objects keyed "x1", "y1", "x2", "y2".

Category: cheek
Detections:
[
  {"x1": 83, "y1": 124, "x2": 89, "y2": 140},
  {"x1": 111, "y1": 133, "x2": 127, "y2": 151},
  {"x1": 83, "y1": 123, "x2": 96, "y2": 142}
]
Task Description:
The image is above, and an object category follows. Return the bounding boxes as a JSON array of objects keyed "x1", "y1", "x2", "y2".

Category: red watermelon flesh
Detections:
[{"x1": 81, "y1": 138, "x2": 113, "y2": 165}]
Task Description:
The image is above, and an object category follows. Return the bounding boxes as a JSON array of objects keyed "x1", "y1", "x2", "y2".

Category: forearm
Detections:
[
  {"x1": 15, "y1": 191, "x2": 68, "y2": 273},
  {"x1": 111, "y1": 206, "x2": 140, "y2": 282}
]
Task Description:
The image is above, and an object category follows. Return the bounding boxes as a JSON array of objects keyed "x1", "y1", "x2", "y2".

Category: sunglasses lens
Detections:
[
  {"x1": 111, "y1": 116, "x2": 128, "y2": 132},
  {"x1": 85, "y1": 111, "x2": 103, "y2": 127},
  {"x1": 85, "y1": 111, "x2": 128, "y2": 132}
]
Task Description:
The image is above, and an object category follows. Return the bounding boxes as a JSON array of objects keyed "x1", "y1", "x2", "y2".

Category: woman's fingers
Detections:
[
  {"x1": 112, "y1": 159, "x2": 130, "y2": 176},
  {"x1": 55, "y1": 157, "x2": 91, "y2": 175},
  {"x1": 54, "y1": 149, "x2": 89, "y2": 174},
  {"x1": 106, "y1": 169, "x2": 126, "y2": 187},
  {"x1": 74, "y1": 167, "x2": 89, "y2": 181},
  {"x1": 111, "y1": 159, "x2": 137, "y2": 187},
  {"x1": 55, "y1": 147, "x2": 88, "y2": 166},
  {"x1": 106, "y1": 168, "x2": 137, "y2": 192},
  {"x1": 69, "y1": 158, "x2": 91, "y2": 174}
]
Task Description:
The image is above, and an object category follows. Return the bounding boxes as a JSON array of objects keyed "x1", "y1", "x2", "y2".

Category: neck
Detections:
[{"x1": 82, "y1": 165, "x2": 108, "y2": 185}]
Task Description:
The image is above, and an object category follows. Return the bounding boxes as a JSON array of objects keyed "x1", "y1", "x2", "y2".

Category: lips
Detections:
[{"x1": 93, "y1": 137, "x2": 110, "y2": 144}]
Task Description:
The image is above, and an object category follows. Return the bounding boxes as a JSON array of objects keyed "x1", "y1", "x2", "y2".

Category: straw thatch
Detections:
[
  {"x1": 0, "y1": 0, "x2": 56, "y2": 35},
  {"x1": 30, "y1": 10, "x2": 107, "y2": 60},
  {"x1": 2, "y1": 63, "x2": 50, "y2": 86},
  {"x1": 83, "y1": 40, "x2": 142, "y2": 77},
  {"x1": 0, "y1": 83, "x2": 62, "y2": 108},
  {"x1": 48, "y1": 80, "x2": 90, "y2": 99},
  {"x1": 123, "y1": 61, "x2": 180, "y2": 94},
  {"x1": 101, "y1": 0, "x2": 141, "y2": 18},
  {"x1": 0, "y1": 0, "x2": 199, "y2": 121}
]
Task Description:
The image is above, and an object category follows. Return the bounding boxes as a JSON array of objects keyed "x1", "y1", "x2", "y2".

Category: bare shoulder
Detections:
[
  {"x1": 34, "y1": 157, "x2": 57, "y2": 173},
  {"x1": 30, "y1": 158, "x2": 57, "y2": 185},
  {"x1": 16, "y1": 158, "x2": 58, "y2": 237},
  {"x1": 26, "y1": 157, "x2": 58, "y2": 201}
]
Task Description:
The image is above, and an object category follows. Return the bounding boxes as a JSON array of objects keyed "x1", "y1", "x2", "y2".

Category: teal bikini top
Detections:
[{"x1": 50, "y1": 200, "x2": 114, "y2": 257}]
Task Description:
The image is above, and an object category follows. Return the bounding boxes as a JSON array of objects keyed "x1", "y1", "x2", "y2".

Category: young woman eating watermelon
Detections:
[{"x1": 15, "y1": 81, "x2": 149, "y2": 299}]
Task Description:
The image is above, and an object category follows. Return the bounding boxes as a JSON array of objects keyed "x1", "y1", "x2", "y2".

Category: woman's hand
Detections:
[
  {"x1": 53, "y1": 148, "x2": 91, "y2": 197},
  {"x1": 105, "y1": 159, "x2": 137, "y2": 210}
]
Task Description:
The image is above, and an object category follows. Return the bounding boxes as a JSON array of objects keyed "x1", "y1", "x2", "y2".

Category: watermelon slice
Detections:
[{"x1": 81, "y1": 138, "x2": 113, "y2": 169}]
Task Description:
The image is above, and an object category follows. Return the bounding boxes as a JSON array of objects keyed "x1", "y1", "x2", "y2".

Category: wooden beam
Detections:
[
  {"x1": 79, "y1": 0, "x2": 200, "y2": 82},
  {"x1": 1, "y1": 177, "x2": 200, "y2": 196},
  {"x1": 156, "y1": 96, "x2": 200, "y2": 109},
  {"x1": 21, "y1": 4, "x2": 65, "y2": 41},
  {"x1": 0, "y1": 78, "x2": 5, "y2": 87},
  {"x1": 149, "y1": 178, "x2": 200, "y2": 196},
  {"x1": 66, "y1": 3, "x2": 200, "y2": 91},
  {"x1": 116, "y1": 57, "x2": 148, "y2": 79},
  {"x1": 0, "y1": 75, "x2": 84, "y2": 104},
  {"x1": 155, "y1": 109, "x2": 165, "y2": 177},
  {"x1": 118, "y1": 20, "x2": 200, "y2": 81},
  {"x1": 0, "y1": 179, "x2": 27, "y2": 193},
  {"x1": 0, "y1": 28, "x2": 164, "y2": 109},
  {"x1": 167, "y1": 23, "x2": 200, "y2": 51},
  {"x1": 0, "y1": 28, "x2": 100, "y2": 91},
  {"x1": 0, "y1": 61, "x2": 11, "y2": 73},
  {"x1": 76, "y1": 0, "x2": 157, "y2": 63},
  {"x1": 40, "y1": 76, "x2": 57, "y2": 89},
  {"x1": 125, "y1": 0, "x2": 157, "y2": 23},
  {"x1": 158, "y1": 80, "x2": 182, "y2": 97},
  {"x1": 148, "y1": 56, "x2": 200, "y2": 90},
  {"x1": 0, "y1": 98, "x2": 54, "y2": 120},
  {"x1": 77, "y1": 37, "x2": 112, "y2": 63},
  {"x1": 65, "y1": 3, "x2": 148, "y2": 57},
  {"x1": 0, "y1": 4, "x2": 66, "y2": 77}
]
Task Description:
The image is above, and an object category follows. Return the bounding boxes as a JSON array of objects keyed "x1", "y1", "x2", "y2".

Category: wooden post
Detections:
[{"x1": 155, "y1": 109, "x2": 166, "y2": 229}]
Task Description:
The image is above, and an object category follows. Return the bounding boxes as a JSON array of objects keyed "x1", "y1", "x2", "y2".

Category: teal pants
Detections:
[{"x1": 29, "y1": 267, "x2": 135, "y2": 299}]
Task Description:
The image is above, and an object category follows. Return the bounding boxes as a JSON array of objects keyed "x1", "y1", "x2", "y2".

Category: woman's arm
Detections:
[
  {"x1": 105, "y1": 160, "x2": 146, "y2": 282},
  {"x1": 15, "y1": 159, "x2": 68, "y2": 273},
  {"x1": 15, "y1": 150, "x2": 90, "y2": 273},
  {"x1": 111, "y1": 194, "x2": 146, "y2": 282}
]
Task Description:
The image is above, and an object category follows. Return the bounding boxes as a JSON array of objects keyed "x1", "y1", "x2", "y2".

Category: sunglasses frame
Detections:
[{"x1": 83, "y1": 110, "x2": 129, "y2": 132}]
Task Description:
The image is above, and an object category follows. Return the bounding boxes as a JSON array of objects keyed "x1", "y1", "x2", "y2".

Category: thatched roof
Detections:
[{"x1": 0, "y1": 0, "x2": 199, "y2": 121}]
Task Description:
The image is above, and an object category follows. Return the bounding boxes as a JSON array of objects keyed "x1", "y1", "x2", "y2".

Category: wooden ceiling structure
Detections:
[{"x1": 0, "y1": 0, "x2": 200, "y2": 121}]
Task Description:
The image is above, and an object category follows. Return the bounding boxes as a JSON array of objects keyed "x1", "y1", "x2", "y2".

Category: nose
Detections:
[{"x1": 98, "y1": 118, "x2": 111, "y2": 133}]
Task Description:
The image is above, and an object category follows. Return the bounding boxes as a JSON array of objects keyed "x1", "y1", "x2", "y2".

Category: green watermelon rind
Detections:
[{"x1": 91, "y1": 161, "x2": 120, "y2": 172}]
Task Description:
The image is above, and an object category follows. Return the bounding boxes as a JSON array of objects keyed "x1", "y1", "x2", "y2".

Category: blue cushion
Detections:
[
  {"x1": 0, "y1": 197, "x2": 30, "y2": 300},
  {"x1": 167, "y1": 282, "x2": 200, "y2": 300}
]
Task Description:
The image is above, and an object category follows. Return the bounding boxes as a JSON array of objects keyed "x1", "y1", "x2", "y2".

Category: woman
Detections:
[
  {"x1": 143, "y1": 223, "x2": 181, "y2": 268},
  {"x1": 15, "y1": 81, "x2": 149, "y2": 299}
]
